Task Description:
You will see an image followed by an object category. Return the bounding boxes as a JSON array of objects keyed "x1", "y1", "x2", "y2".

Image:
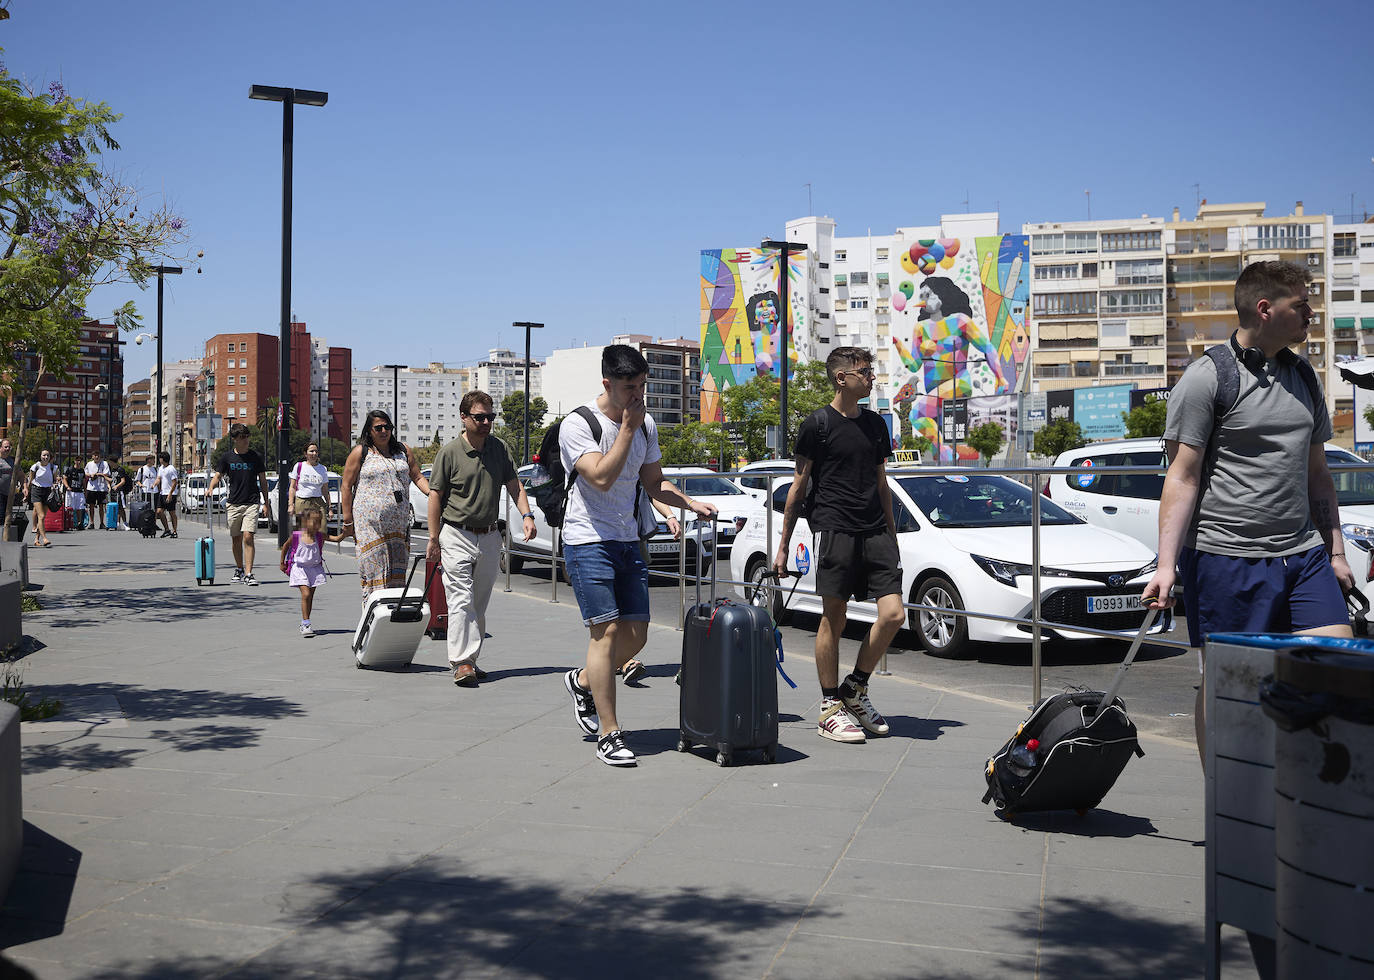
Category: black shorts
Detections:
[
  {"x1": 157, "y1": 494, "x2": 176, "y2": 512},
  {"x1": 86, "y1": 490, "x2": 107, "y2": 509},
  {"x1": 815, "y1": 528, "x2": 902, "y2": 602}
]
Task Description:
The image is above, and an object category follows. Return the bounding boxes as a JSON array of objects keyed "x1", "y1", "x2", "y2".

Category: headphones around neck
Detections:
[{"x1": 1230, "y1": 331, "x2": 1269, "y2": 373}]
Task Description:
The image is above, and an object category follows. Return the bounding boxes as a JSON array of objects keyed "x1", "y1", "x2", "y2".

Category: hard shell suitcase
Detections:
[
  {"x1": 424, "y1": 557, "x2": 448, "y2": 639},
  {"x1": 194, "y1": 495, "x2": 215, "y2": 585},
  {"x1": 983, "y1": 611, "x2": 1156, "y2": 818},
  {"x1": 44, "y1": 508, "x2": 64, "y2": 533},
  {"x1": 63, "y1": 506, "x2": 75, "y2": 531},
  {"x1": 352, "y1": 555, "x2": 432, "y2": 669},
  {"x1": 105, "y1": 501, "x2": 119, "y2": 528},
  {"x1": 678, "y1": 521, "x2": 779, "y2": 766}
]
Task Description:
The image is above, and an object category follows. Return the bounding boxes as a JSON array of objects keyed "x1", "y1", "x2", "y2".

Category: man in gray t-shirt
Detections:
[{"x1": 1142, "y1": 261, "x2": 1353, "y2": 762}]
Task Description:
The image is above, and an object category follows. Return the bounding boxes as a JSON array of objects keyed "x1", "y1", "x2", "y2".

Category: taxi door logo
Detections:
[{"x1": 795, "y1": 542, "x2": 811, "y2": 575}]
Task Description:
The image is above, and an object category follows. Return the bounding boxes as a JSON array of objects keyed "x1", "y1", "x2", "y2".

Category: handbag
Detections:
[
  {"x1": 47, "y1": 485, "x2": 63, "y2": 509},
  {"x1": 634, "y1": 483, "x2": 658, "y2": 540}
]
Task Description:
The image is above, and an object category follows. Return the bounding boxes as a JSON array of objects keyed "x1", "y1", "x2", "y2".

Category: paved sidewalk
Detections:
[{"x1": 2, "y1": 528, "x2": 1256, "y2": 978}]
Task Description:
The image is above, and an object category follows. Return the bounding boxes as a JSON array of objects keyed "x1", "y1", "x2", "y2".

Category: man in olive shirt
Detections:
[{"x1": 426, "y1": 391, "x2": 537, "y2": 687}]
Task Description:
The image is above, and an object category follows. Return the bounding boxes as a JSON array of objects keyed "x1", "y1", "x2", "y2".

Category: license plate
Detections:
[
  {"x1": 1086, "y1": 593, "x2": 1144, "y2": 614},
  {"x1": 647, "y1": 542, "x2": 677, "y2": 554}
]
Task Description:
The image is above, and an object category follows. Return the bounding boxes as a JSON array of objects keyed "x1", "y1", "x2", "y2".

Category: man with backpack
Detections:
[
  {"x1": 555, "y1": 344, "x2": 716, "y2": 767},
  {"x1": 772, "y1": 346, "x2": 903, "y2": 745},
  {"x1": 425, "y1": 390, "x2": 536, "y2": 688},
  {"x1": 1142, "y1": 260, "x2": 1353, "y2": 758}
]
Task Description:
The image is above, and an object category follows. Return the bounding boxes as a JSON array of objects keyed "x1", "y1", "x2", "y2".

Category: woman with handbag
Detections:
[{"x1": 26, "y1": 450, "x2": 59, "y2": 547}]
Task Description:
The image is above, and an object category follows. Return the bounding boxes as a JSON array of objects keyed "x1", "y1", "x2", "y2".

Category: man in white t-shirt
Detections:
[
  {"x1": 84, "y1": 450, "x2": 112, "y2": 529},
  {"x1": 558, "y1": 344, "x2": 715, "y2": 768},
  {"x1": 156, "y1": 451, "x2": 180, "y2": 538}
]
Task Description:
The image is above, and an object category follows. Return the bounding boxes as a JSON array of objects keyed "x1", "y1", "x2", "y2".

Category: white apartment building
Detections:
[
  {"x1": 1022, "y1": 217, "x2": 1169, "y2": 392},
  {"x1": 473, "y1": 349, "x2": 542, "y2": 409},
  {"x1": 1330, "y1": 221, "x2": 1374, "y2": 360},
  {"x1": 543, "y1": 335, "x2": 701, "y2": 425},
  {"x1": 351, "y1": 364, "x2": 474, "y2": 448},
  {"x1": 154, "y1": 358, "x2": 203, "y2": 453}
]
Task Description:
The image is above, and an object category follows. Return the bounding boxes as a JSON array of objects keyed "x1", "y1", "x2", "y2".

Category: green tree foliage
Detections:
[
  {"x1": 1122, "y1": 399, "x2": 1168, "y2": 439},
  {"x1": 966, "y1": 421, "x2": 1006, "y2": 467},
  {"x1": 0, "y1": 56, "x2": 189, "y2": 536},
  {"x1": 15, "y1": 425, "x2": 55, "y2": 470},
  {"x1": 497, "y1": 391, "x2": 549, "y2": 463},
  {"x1": 718, "y1": 361, "x2": 833, "y2": 461},
  {"x1": 1031, "y1": 418, "x2": 1087, "y2": 459},
  {"x1": 659, "y1": 421, "x2": 736, "y2": 467}
]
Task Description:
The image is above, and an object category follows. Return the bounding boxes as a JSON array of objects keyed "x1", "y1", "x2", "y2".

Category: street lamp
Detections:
[
  {"x1": 57, "y1": 423, "x2": 68, "y2": 473},
  {"x1": 142, "y1": 265, "x2": 182, "y2": 457},
  {"x1": 382, "y1": 365, "x2": 406, "y2": 439},
  {"x1": 93, "y1": 384, "x2": 109, "y2": 457},
  {"x1": 761, "y1": 239, "x2": 808, "y2": 458},
  {"x1": 250, "y1": 83, "x2": 329, "y2": 547},
  {"x1": 312, "y1": 386, "x2": 327, "y2": 442},
  {"x1": 512, "y1": 322, "x2": 544, "y2": 463}
]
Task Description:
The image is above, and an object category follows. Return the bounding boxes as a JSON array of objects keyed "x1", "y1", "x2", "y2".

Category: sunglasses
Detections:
[
  {"x1": 372, "y1": 423, "x2": 393, "y2": 432},
  {"x1": 466, "y1": 413, "x2": 497, "y2": 423},
  {"x1": 844, "y1": 367, "x2": 876, "y2": 379}
]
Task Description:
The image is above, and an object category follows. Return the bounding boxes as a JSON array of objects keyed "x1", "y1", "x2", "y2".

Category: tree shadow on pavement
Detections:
[
  {"x1": 34, "y1": 585, "x2": 295, "y2": 629},
  {"x1": 998, "y1": 895, "x2": 1253, "y2": 978},
  {"x1": 80, "y1": 863, "x2": 817, "y2": 979},
  {"x1": 0, "y1": 822, "x2": 81, "y2": 949}
]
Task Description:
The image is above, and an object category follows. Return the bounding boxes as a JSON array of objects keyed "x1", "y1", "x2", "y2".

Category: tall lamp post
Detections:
[
  {"x1": 760, "y1": 239, "x2": 807, "y2": 458},
  {"x1": 250, "y1": 83, "x2": 329, "y2": 547},
  {"x1": 512, "y1": 322, "x2": 544, "y2": 463},
  {"x1": 312, "y1": 386, "x2": 328, "y2": 442},
  {"x1": 149, "y1": 265, "x2": 182, "y2": 457},
  {"x1": 382, "y1": 365, "x2": 406, "y2": 439}
]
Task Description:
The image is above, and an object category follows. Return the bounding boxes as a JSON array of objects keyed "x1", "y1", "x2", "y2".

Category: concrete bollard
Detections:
[
  {"x1": 0, "y1": 569, "x2": 19, "y2": 653},
  {"x1": 0, "y1": 541, "x2": 29, "y2": 590},
  {"x1": 0, "y1": 702, "x2": 20, "y2": 902}
]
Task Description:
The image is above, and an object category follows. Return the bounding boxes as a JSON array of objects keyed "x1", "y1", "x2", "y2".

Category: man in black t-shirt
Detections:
[
  {"x1": 207, "y1": 424, "x2": 271, "y2": 586},
  {"x1": 773, "y1": 346, "x2": 903, "y2": 745}
]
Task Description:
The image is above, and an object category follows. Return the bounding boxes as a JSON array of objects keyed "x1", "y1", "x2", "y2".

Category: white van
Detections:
[{"x1": 1049, "y1": 437, "x2": 1374, "y2": 587}]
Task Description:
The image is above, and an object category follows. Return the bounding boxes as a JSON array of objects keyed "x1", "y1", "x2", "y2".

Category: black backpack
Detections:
[
  {"x1": 1201, "y1": 342, "x2": 1322, "y2": 428},
  {"x1": 799, "y1": 408, "x2": 831, "y2": 519},
  {"x1": 532, "y1": 406, "x2": 647, "y2": 529}
]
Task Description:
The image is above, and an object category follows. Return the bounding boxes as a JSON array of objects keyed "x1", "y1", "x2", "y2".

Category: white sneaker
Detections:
[
  {"x1": 596, "y1": 730, "x2": 637, "y2": 767},
  {"x1": 818, "y1": 698, "x2": 866, "y2": 743},
  {"x1": 300, "y1": 623, "x2": 315, "y2": 638},
  {"x1": 840, "y1": 679, "x2": 890, "y2": 736}
]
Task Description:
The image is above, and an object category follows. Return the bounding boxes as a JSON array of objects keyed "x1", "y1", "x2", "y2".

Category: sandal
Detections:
[{"x1": 621, "y1": 660, "x2": 647, "y2": 684}]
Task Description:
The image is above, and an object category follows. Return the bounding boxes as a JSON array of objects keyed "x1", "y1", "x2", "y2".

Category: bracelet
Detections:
[{"x1": 522, "y1": 512, "x2": 535, "y2": 520}]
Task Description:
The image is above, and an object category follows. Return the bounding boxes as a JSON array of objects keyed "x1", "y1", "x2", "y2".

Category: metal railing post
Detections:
[
  {"x1": 1031, "y1": 464, "x2": 1043, "y2": 706},
  {"x1": 678, "y1": 506, "x2": 687, "y2": 629},
  {"x1": 550, "y1": 526, "x2": 560, "y2": 603},
  {"x1": 503, "y1": 495, "x2": 512, "y2": 593}
]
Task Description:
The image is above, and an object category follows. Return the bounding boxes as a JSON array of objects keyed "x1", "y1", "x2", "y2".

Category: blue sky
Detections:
[{"x1": 4, "y1": 0, "x2": 1371, "y2": 389}]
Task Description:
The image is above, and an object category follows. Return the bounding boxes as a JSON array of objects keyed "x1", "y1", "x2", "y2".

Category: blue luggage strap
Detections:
[{"x1": 774, "y1": 627, "x2": 797, "y2": 689}]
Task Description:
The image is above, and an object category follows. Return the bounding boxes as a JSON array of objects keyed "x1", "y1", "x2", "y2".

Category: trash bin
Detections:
[{"x1": 1260, "y1": 642, "x2": 1374, "y2": 977}]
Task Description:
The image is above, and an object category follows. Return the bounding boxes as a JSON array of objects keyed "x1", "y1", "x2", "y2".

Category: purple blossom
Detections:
[
  {"x1": 44, "y1": 148, "x2": 73, "y2": 167},
  {"x1": 168, "y1": 217, "x2": 183, "y2": 231},
  {"x1": 47, "y1": 80, "x2": 67, "y2": 101}
]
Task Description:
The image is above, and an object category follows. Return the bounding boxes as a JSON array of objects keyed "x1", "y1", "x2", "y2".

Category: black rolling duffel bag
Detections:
[{"x1": 983, "y1": 610, "x2": 1156, "y2": 818}]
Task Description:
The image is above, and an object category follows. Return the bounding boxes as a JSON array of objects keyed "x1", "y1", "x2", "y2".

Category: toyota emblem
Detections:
[{"x1": 1108, "y1": 574, "x2": 1124, "y2": 587}]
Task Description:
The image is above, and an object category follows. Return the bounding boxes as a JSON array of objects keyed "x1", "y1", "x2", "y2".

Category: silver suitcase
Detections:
[{"x1": 352, "y1": 555, "x2": 431, "y2": 669}]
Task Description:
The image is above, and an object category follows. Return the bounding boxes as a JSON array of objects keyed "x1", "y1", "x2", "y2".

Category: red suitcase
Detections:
[
  {"x1": 63, "y1": 506, "x2": 75, "y2": 531},
  {"x1": 425, "y1": 558, "x2": 449, "y2": 639},
  {"x1": 44, "y1": 508, "x2": 65, "y2": 532}
]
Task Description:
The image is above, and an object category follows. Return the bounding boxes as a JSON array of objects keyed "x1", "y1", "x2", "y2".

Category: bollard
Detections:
[
  {"x1": 550, "y1": 526, "x2": 560, "y2": 603},
  {"x1": 503, "y1": 495, "x2": 512, "y2": 593},
  {"x1": 1031, "y1": 468, "x2": 1043, "y2": 706}
]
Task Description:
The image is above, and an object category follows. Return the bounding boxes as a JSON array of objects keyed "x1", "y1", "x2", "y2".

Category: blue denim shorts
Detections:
[
  {"x1": 563, "y1": 540, "x2": 651, "y2": 627},
  {"x1": 1179, "y1": 544, "x2": 1348, "y2": 647}
]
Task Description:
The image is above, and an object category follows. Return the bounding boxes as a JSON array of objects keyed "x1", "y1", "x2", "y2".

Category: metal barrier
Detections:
[{"x1": 494, "y1": 459, "x2": 1374, "y2": 703}]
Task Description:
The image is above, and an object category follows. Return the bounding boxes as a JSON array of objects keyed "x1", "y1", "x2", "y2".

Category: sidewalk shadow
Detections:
[
  {"x1": 479, "y1": 666, "x2": 570, "y2": 682},
  {"x1": 37, "y1": 586, "x2": 296, "y2": 629},
  {"x1": 77, "y1": 862, "x2": 817, "y2": 978},
  {"x1": 0, "y1": 822, "x2": 80, "y2": 949},
  {"x1": 633, "y1": 726, "x2": 810, "y2": 765},
  {"x1": 1003, "y1": 808, "x2": 1161, "y2": 839},
  {"x1": 884, "y1": 716, "x2": 965, "y2": 741}
]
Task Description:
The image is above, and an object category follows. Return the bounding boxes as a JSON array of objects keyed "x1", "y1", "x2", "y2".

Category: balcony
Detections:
[
  {"x1": 1176, "y1": 297, "x2": 1234, "y2": 313},
  {"x1": 1129, "y1": 335, "x2": 1165, "y2": 346},
  {"x1": 1169, "y1": 264, "x2": 1241, "y2": 283},
  {"x1": 1103, "y1": 363, "x2": 1165, "y2": 377},
  {"x1": 1252, "y1": 238, "x2": 1321, "y2": 251}
]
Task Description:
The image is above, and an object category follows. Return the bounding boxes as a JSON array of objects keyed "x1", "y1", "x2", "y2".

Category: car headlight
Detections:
[
  {"x1": 1342, "y1": 522, "x2": 1374, "y2": 540},
  {"x1": 970, "y1": 555, "x2": 1082, "y2": 587},
  {"x1": 1136, "y1": 557, "x2": 1158, "y2": 578}
]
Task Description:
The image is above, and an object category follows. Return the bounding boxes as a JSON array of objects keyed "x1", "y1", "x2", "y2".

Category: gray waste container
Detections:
[{"x1": 1261, "y1": 644, "x2": 1374, "y2": 978}]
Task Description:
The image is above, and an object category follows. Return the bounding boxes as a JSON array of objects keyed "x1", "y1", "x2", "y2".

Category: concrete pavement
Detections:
[{"x1": 1, "y1": 525, "x2": 1257, "y2": 978}]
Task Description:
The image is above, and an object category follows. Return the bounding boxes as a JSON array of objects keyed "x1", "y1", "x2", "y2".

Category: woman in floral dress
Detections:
[{"x1": 340, "y1": 410, "x2": 431, "y2": 602}]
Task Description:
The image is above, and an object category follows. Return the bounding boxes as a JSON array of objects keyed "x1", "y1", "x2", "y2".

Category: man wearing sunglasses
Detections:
[
  {"x1": 774, "y1": 346, "x2": 901, "y2": 745},
  {"x1": 427, "y1": 390, "x2": 537, "y2": 687},
  {"x1": 208, "y1": 423, "x2": 272, "y2": 586}
]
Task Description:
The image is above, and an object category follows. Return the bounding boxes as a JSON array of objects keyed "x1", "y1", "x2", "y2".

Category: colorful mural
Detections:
[
  {"x1": 699, "y1": 247, "x2": 805, "y2": 422},
  {"x1": 890, "y1": 233, "x2": 1030, "y2": 461}
]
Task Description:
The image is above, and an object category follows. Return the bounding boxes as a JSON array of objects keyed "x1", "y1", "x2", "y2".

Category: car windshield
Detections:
[
  {"x1": 328, "y1": 476, "x2": 341, "y2": 493},
  {"x1": 671, "y1": 476, "x2": 745, "y2": 496},
  {"x1": 898, "y1": 475, "x2": 1082, "y2": 527},
  {"x1": 186, "y1": 476, "x2": 206, "y2": 489},
  {"x1": 1326, "y1": 451, "x2": 1374, "y2": 506}
]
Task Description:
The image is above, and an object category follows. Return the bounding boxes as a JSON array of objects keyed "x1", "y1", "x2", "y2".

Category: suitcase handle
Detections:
[
  {"x1": 394, "y1": 554, "x2": 430, "y2": 611},
  {"x1": 1090, "y1": 608, "x2": 1159, "y2": 716}
]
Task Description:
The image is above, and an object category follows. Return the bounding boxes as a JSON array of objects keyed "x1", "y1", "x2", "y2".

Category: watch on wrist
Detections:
[{"x1": 522, "y1": 512, "x2": 535, "y2": 520}]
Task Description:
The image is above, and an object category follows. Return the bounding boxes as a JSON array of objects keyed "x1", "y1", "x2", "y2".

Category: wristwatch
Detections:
[{"x1": 521, "y1": 512, "x2": 535, "y2": 520}]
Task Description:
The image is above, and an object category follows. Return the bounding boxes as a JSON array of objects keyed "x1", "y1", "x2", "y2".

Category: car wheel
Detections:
[
  {"x1": 555, "y1": 542, "x2": 571, "y2": 585},
  {"x1": 408, "y1": 504, "x2": 416, "y2": 528},
  {"x1": 911, "y1": 575, "x2": 969, "y2": 658},
  {"x1": 745, "y1": 558, "x2": 785, "y2": 624}
]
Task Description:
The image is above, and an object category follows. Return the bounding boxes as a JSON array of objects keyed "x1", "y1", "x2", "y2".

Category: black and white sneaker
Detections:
[
  {"x1": 231, "y1": 568, "x2": 244, "y2": 585},
  {"x1": 564, "y1": 668, "x2": 598, "y2": 736},
  {"x1": 596, "y1": 730, "x2": 637, "y2": 767}
]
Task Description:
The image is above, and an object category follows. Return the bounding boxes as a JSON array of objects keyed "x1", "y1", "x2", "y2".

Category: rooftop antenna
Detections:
[
  {"x1": 1193, "y1": 183, "x2": 1201, "y2": 214},
  {"x1": 1084, "y1": 189, "x2": 1091, "y2": 220},
  {"x1": 804, "y1": 182, "x2": 812, "y2": 215},
  {"x1": 962, "y1": 189, "x2": 969, "y2": 213}
]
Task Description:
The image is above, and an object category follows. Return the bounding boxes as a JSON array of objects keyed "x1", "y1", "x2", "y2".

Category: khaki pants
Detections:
[{"x1": 439, "y1": 523, "x2": 502, "y2": 667}]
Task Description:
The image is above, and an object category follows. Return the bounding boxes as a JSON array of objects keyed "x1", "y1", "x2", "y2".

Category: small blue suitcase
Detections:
[
  {"x1": 194, "y1": 534, "x2": 215, "y2": 585},
  {"x1": 105, "y1": 501, "x2": 119, "y2": 528}
]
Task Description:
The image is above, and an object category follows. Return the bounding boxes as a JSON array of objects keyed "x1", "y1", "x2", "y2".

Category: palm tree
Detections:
[{"x1": 255, "y1": 397, "x2": 297, "y2": 464}]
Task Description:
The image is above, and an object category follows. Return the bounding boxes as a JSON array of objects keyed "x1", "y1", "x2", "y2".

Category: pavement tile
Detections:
[
  {"x1": 113, "y1": 871, "x2": 364, "y2": 929},
  {"x1": 844, "y1": 829, "x2": 1047, "y2": 876},
  {"x1": 14, "y1": 808, "x2": 116, "y2": 841},
  {"x1": 606, "y1": 852, "x2": 831, "y2": 906},
  {"x1": 156, "y1": 786, "x2": 340, "y2": 820},
  {"x1": 67, "y1": 838, "x2": 222, "y2": 883},
  {"x1": 644, "y1": 820, "x2": 851, "y2": 869},
  {"x1": 81, "y1": 809, "x2": 284, "y2": 849},
  {"x1": 1, "y1": 869, "x2": 146, "y2": 923},
  {"x1": 262, "y1": 811, "x2": 465, "y2": 855},
  {"x1": 16, "y1": 782, "x2": 187, "y2": 819},
  {"x1": 833, "y1": 856, "x2": 1043, "y2": 911},
  {"x1": 770, "y1": 931, "x2": 1028, "y2": 980},
  {"x1": 1044, "y1": 864, "x2": 1202, "y2": 917}
]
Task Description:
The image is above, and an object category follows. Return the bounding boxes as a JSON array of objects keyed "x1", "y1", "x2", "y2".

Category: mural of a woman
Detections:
[{"x1": 746, "y1": 289, "x2": 783, "y2": 377}]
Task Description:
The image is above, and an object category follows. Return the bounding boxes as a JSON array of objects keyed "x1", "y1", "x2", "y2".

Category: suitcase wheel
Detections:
[
  {"x1": 715, "y1": 750, "x2": 731, "y2": 768},
  {"x1": 763, "y1": 745, "x2": 777, "y2": 765},
  {"x1": 676, "y1": 736, "x2": 692, "y2": 753}
]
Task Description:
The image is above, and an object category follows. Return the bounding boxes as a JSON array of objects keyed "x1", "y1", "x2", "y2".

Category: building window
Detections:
[
  {"x1": 239, "y1": 376, "x2": 246, "y2": 384},
  {"x1": 849, "y1": 271, "x2": 869, "y2": 285},
  {"x1": 1332, "y1": 290, "x2": 1355, "y2": 302},
  {"x1": 850, "y1": 299, "x2": 868, "y2": 310},
  {"x1": 1032, "y1": 291, "x2": 1098, "y2": 316},
  {"x1": 1334, "y1": 233, "x2": 1357, "y2": 257},
  {"x1": 239, "y1": 407, "x2": 247, "y2": 417},
  {"x1": 1031, "y1": 231, "x2": 1098, "y2": 256},
  {"x1": 1034, "y1": 263, "x2": 1080, "y2": 280},
  {"x1": 1102, "y1": 289, "x2": 1164, "y2": 314},
  {"x1": 227, "y1": 376, "x2": 235, "y2": 385},
  {"x1": 834, "y1": 250, "x2": 847, "y2": 261},
  {"x1": 1101, "y1": 230, "x2": 1161, "y2": 252},
  {"x1": 228, "y1": 343, "x2": 237, "y2": 352},
  {"x1": 1113, "y1": 259, "x2": 1164, "y2": 284}
]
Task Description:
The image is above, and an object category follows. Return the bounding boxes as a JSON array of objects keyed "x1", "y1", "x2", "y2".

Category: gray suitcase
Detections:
[{"x1": 352, "y1": 555, "x2": 432, "y2": 669}]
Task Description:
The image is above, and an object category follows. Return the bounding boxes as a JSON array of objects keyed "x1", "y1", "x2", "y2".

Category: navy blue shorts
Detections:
[
  {"x1": 563, "y1": 540, "x2": 650, "y2": 628},
  {"x1": 1179, "y1": 545, "x2": 1348, "y2": 647}
]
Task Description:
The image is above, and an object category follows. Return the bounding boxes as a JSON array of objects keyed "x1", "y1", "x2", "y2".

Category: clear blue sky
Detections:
[{"x1": 5, "y1": 0, "x2": 1371, "y2": 390}]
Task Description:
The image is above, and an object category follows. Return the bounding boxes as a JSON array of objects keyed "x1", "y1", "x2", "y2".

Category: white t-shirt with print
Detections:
[
  {"x1": 293, "y1": 461, "x2": 328, "y2": 499},
  {"x1": 29, "y1": 462, "x2": 56, "y2": 488},
  {"x1": 84, "y1": 460, "x2": 110, "y2": 492},
  {"x1": 158, "y1": 465, "x2": 179, "y2": 495},
  {"x1": 558, "y1": 400, "x2": 661, "y2": 546},
  {"x1": 139, "y1": 465, "x2": 160, "y2": 493}
]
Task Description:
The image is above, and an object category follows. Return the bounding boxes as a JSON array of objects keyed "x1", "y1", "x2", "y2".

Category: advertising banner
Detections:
[{"x1": 1073, "y1": 384, "x2": 1134, "y2": 441}]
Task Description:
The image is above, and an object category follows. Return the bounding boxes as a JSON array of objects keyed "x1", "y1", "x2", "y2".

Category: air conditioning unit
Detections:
[
  {"x1": 1309, "y1": 283, "x2": 1321, "y2": 296},
  {"x1": 1307, "y1": 255, "x2": 1321, "y2": 266},
  {"x1": 1308, "y1": 343, "x2": 1322, "y2": 354},
  {"x1": 1167, "y1": 288, "x2": 1177, "y2": 300}
]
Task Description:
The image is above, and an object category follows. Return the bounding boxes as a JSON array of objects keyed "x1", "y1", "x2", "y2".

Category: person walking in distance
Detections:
[
  {"x1": 207, "y1": 424, "x2": 271, "y2": 585},
  {"x1": 84, "y1": 450, "x2": 112, "y2": 529},
  {"x1": 0, "y1": 438, "x2": 14, "y2": 541},
  {"x1": 560, "y1": 344, "x2": 716, "y2": 767},
  {"x1": 773, "y1": 346, "x2": 902, "y2": 744},
  {"x1": 25, "y1": 449, "x2": 57, "y2": 547},
  {"x1": 1142, "y1": 261, "x2": 1354, "y2": 763},
  {"x1": 154, "y1": 451, "x2": 179, "y2": 538},
  {"x1": 426, "y1": 390, "x2": 537, "y2": 687},
  {"x1": 138, "y1": 454, "x2": 159, "y2": 502}
]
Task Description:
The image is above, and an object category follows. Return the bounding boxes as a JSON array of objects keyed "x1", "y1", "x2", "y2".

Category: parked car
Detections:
[
  {"x1": 1048, "y1": 437, "x2": 1374, "y2": 587},
  {"x1": 409, "y1": 466, "x2": 432, "y2": 528},
  {"x1": 265, "y1": 472, "x2": 343, "y2": 533},
  {"x1": 660, "y1": 466, "x2": 753, "y2": 560},
  {"x1": 178, "y1": 473, "x2": 228, "y2": 514},
  {"x1": 734, "y1": 460, "x2": 794, "y2": 499},
  {"x1": 729, "y1": 471, "x2": 1169, "y2": 658}
]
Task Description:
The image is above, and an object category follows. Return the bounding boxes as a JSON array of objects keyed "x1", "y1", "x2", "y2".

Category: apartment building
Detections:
[
  {"x1": 1023, "y1": 217, "x2": 1168, "y2": 392},
  {"x1": 3, "y1": 320, "x2": 125, "y2": 463},
  {"x1": 122, "y1": 379, "x2": 153, "y2": 459},
  {"x1": 1166, "y1": 202, "x2": 1331, "y2": 408},
  {"x1": 543, "y1": 336, "x2": 701, "y2": 425},
  {"x1": 1330, "y1": 220, "x2": 1374, "y2": 361},
  {"x1": 351, "y1": 364, "x2": 476, "y2": 448}
]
